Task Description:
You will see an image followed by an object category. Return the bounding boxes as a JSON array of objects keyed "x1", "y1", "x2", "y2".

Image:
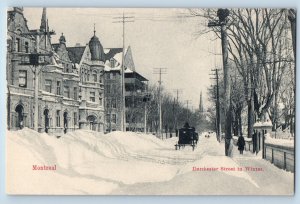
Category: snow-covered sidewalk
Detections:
[{"x1": 6, "y1": 128, "x2": 294, "y2": 195}]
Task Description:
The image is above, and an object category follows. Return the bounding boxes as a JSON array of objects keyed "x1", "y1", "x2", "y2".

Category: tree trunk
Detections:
[
  {"x1": 238, "y1": 109, "x2": 243, "y2": 136},
  {"x1": 247, "y1": 99, "x2": 254, "y2": 138}
]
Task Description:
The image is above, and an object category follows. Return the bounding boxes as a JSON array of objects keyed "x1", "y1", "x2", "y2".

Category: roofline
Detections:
[{"x1": 126, "y1": 71, "x2": 148, "y2": 81}]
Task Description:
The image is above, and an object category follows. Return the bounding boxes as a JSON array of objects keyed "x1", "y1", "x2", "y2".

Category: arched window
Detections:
[{"x1": 93, "y1": 72, "x2": 97, "y2": 82}]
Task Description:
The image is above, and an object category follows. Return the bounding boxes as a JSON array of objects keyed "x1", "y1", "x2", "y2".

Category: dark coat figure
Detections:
[
  {"x1": 183, "y1": 122, "x2": 190, "y2": 129},
  {"x1": 237, "y1": 135, "x2": 245, "y2": 154}
]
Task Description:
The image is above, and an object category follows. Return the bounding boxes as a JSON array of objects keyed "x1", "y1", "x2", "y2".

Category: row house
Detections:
[
  {"x1": 7, "y1": 7, "x2": 105, "y2": 135},
  {"x1": 7, "y1": 7, "x2": 148, "y2": 135},
  {"x1": 7, "y1": 8, "x2": 81, "y2": 135}
]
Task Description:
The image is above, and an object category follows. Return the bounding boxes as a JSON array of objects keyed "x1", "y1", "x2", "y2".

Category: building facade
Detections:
[
  {"x1": 7, "y1": 7, "x2": 148, "y2": 135},
  {"x1": 104, "y1": 47, "x2": 148, "y2": 132},
  {"x1": 7, "y1": 7, "x2": 105, "y2": 135}
]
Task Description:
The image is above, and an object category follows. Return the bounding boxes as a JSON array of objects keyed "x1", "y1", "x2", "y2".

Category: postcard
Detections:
[{"x1": 6, "y1": 7, "x2": 295, "y2": 195}]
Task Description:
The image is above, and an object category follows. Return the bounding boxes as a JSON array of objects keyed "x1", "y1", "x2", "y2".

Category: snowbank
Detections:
[
  {"x1": 6, "y1": 128, "x2": 294, "y2": 195},
  {"x1": 265, "y1": 133, "x2": 294, "y2": 148},
  {"x1": 7, "y1": 128, "x2": 179, "y2": 194}
]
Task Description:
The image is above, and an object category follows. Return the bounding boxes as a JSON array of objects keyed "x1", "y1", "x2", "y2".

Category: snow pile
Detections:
[
  {"x1": 6, "y1": 128, "x2": 294, "y2": 195},
  {"x1": 265, "y1": 133, "x2": 294, "y2": 148},
  {"x1": 6, "y1": 128, "x2": 178, "y2": 194},
  {"x1": 179, "y1": 155, "x2": 259, "y2": 188}
]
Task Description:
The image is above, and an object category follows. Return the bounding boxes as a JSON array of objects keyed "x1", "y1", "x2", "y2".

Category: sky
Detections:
[{"x1": 22, "y1": 8, "x2": 223, "y2": 110}]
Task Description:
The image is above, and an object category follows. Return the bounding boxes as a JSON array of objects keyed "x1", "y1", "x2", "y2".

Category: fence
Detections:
[
  {"x1": 232, "y1": 137, "x2": 294, "y2": 173},
  {"x1": 264, "y1": 143, "x2": 294, "y2": 173}
]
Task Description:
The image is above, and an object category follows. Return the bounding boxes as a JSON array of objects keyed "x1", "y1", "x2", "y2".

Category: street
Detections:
[{"x1": 7, "y1": 128, "x2": 294, "y2": 195}]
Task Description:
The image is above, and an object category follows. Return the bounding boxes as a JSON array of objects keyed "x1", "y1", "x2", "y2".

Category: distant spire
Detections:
[
  {"x1": 40, "y1": 7, "x2": 47, "y2": 31},
  {"x1": 199, "y1": 91, "x2": 204, "y2": 113}
]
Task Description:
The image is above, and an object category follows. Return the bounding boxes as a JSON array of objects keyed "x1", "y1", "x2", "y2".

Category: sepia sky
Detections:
[{"x1": 23, "y1": 8, "x2": 223, "y2": 110}]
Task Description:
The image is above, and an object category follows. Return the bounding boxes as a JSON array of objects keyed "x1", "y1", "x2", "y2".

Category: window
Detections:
[
  {"x1": 106, "y1": 99, "x2": 111, "y2": 109},
  {"x1": 93, "y1": 73, "x2": 97, "y2": 82},
  {"x1": 126, "y1": 114, "x2": 130, "y2": 123},
  {"x1": 110, "y1": 73, "x2": 114, "y2": 79},
  {"x1": 99, "y1": 75, "x2": 103, "y2": 83},
  {"x1": 112, "y1": 98, "x2": 117, "y2": 109},
  {"x1": 25, "y1": 42, "x2": 29, "y2": 53},
  {"x1": 87, "y1": 74, "x2": 90, "y2": 81},
  {"x1": 106, "y1": 73, "x2": 110, "y2": 80},
  {"x1": 111, "y1": 114, "x2": 117, "y2": 123},
  {"x1": 15, "y1": 38, "x2": 21, "y2": 52},
  {"x1": 111, "y1": 84, "x2": 116, "y2": 94},
  {"x1": 56, "y1": 81, "x2": 61, "y2": 95},
  {"x1": 19, "y1": 70, "x2": 27, "y2": 87},
  {"x1": 74, "y1": 87, "x2": 78, "y2": 100},
  {"x1": 90, "y1": 92, "x2": 95, "y2": 102},
  {"x1": 106, "y1": 114, "x2": 110, "y2": 123},
  {"x1": 99, "y1": 93, "x2": 103, "y2": 106},
  {"x1": 56, "y1": 110, "x2": 61, "y2": 127},
  {"x1": 73, "y1": 112, "x2": 77, "y2": 126},
  {"x1": 64, "y1": 86, "x2": 70, "y2": 98},
  {"x1": 45, "y1": 80, "x2": 52, "y2": 93},
  {"x1": 106, "y1": 85, "x2": 111, "y2": 94}
]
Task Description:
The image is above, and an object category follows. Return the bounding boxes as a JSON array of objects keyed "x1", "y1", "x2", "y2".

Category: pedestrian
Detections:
[{"x1": 237, "y1": 135, "x2": 245, "y2": 154}]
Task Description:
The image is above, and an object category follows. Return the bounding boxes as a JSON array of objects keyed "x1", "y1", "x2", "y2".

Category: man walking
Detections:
[{"x1": 237, "y1": 135, "x2": 246, "y2": 154}]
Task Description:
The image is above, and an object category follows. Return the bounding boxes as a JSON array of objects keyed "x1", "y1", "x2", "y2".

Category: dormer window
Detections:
[{"x1": 110, "y1": 58, "x2": 115, "y2": 68}]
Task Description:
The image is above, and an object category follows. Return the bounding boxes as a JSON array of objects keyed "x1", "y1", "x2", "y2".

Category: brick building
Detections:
[{"x1": 104, "y1": 46, "x2": 148, "y2": 132}]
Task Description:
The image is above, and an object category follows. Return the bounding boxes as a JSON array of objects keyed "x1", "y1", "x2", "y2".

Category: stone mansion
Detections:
[{"x1": 7, "y1": 7, "x2": 148, "y2": 135}]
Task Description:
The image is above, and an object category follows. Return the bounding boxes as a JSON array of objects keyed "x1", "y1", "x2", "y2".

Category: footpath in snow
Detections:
[{"x1": 6, "y1": 128, "x2": 294, "y2": 195}]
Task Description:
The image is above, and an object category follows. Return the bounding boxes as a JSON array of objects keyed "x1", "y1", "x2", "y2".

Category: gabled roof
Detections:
[
  {"x1": 124, "y1": 46, "x2": 135, "y2": 71},
  {"x1": 67, "y1": 46, "x2": 86, "y2": 64},
  {"x1": 104, "y1": 47, "x2": 135, "y2": 70}
]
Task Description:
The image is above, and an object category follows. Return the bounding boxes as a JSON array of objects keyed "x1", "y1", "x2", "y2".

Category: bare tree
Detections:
[{"x1": 189, "y1": 8, "x2": 294, "y2": 138}]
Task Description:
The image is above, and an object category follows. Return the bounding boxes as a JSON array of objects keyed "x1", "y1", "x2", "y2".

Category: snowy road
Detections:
[
  {"x1": 111, "y1": 134, "x2": 294, "y2": 195},
  {"x1": 6, "y1": 129, "x2": 294, "y2": 195}
]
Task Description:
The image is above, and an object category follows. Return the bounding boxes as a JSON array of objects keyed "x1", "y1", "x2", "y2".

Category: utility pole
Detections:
[
  {"x1": 173, "y1": 89, "x2": 182, "y2": 133},
  {"x1": 143, "y1": 92, "x2": 151, "y2": 134},
  {"x1": 208, "y1": 9, "x2": 232, "y2": 156},
  {"x1": 113, "y1": 13, "x2": 134, "y2": 132},
  {"x1": 210, "y1": 68, "x2": 221, "y2": 142},
  {"x1": 20, "y1": 29, "x2": 55, "y2": 131},
  {"x1": 153, "y1": 68, "x2": 167, "y2": 139}
]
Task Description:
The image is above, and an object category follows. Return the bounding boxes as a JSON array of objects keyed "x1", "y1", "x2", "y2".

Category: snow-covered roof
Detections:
[{"x1": 124, "y1": 68, "x2": 134, "y2": 73}]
